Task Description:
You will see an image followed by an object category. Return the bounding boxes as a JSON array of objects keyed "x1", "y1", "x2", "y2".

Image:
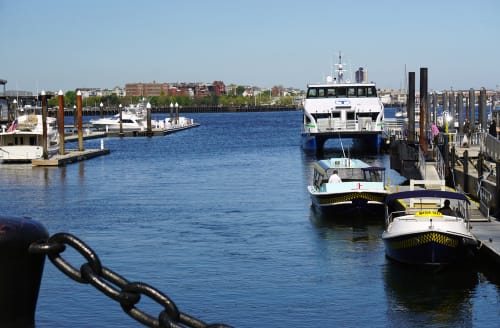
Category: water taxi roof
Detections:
[
  {"x1": 385, "y1": 190, "x2": 470, "y2": 204},
  {"x1": 315, "y1": 158, "x2": 385, "y2": 174}
]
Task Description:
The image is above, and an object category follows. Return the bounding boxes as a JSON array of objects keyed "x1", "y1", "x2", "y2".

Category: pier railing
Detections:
[
  {"x1": 435, "y1": 147, "x2": 445, "y2": 181},
  {"x1": 484, "y1": 133, "x2": 500, "y2": 160},
  {"x1": 478, "y1": 185, "x2": 492, "y2": 220}
]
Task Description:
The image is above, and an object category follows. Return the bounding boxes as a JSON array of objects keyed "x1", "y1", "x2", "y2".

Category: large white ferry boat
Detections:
[{"x1": 302, "y1": 53, "x2": 385, "y2": 153}]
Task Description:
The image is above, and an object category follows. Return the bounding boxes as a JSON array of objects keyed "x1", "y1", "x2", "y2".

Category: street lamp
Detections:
[
  {"x1": 169, "y1": 102, "x2": 173, "y2": 123},
  {"x1": 99, "y1": 102, "x2": 104, "y2": 117},
  {"x1": 175, "y1": 102, "x2": 179, "y2": 125}
]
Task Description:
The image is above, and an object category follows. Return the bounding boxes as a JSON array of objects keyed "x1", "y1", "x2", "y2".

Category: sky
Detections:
[{"x1": 1, "y1": 0, "x2": 499, "y2": 93}]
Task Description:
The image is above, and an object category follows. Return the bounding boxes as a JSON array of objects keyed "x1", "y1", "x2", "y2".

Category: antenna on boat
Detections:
[{"x1": 338, "y1": 133, "x2": 346, "y2": 158}]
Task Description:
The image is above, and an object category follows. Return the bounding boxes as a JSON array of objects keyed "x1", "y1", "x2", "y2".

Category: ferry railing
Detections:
[{"x1": 316, "y1": 118, "x2": 380, "y2": 132}]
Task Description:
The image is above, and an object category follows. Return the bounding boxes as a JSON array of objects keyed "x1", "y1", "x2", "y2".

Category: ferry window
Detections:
[
  {"x1": 318, "y1": 89, "x2": 325, "y2": 97},
  {"x1": 357, "y1": 87, "x2": 367, "y2": 97},
  {"x1": 347, "y1": 112, "x2": 355, "y2": 120},
  {"x1": 348, "y1": 88, "x2": 356, "y2": 97},
  {"x1": 29, "y1": 137, "x2": 36, "y2": 146},
  {"x1": 307, "y1": 88, "x2": 317, "y2": 98},
  {"x1": 367, "y1": 86, "x2": 377, "y2": 97},
  {"x1": 331, "y1": 112, "x2": 341, "y2": 119},
  {"x1": 327, "y1": 88, "x2": 336, "y2": 97},
  {"x1": 336, "y1": 87, "x2": 347, "y2": 97}
]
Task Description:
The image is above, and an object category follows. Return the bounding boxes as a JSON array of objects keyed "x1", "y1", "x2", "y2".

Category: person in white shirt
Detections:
[{"x1": 328, "y1": 170, "x2": 342, "y2": 183}]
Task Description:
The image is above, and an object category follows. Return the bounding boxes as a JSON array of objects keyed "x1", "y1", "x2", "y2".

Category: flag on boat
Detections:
[{"x1": 7, "y1": 119, "x2": 17, "y2": 132}]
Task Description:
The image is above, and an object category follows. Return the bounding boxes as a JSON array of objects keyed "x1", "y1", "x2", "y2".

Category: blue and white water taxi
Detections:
[{"x1": 307, "y1": 157, "x2": 388, "y2": 217}]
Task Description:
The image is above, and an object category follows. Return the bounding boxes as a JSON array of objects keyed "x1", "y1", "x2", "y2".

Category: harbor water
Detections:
[{"x1": 1, "y1": 110, "x2": 499, "y2": 327}]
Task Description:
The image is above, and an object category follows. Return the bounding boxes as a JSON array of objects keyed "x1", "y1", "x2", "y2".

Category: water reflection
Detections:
[
  {"x1": 309, "y1": 206, "x2": 384, "y2": 243},
  {"x1": 383, "y1": 261, "x2": 478, "y2": 327}
]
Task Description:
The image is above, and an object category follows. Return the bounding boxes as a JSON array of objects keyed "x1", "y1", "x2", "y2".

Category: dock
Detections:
[{"x1": 32, "y1": 148, "x2": 110, "y2": 166}]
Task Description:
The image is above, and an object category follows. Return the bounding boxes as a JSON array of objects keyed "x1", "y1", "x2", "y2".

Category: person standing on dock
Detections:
[
  {"x1": 462, "y1": 119, "x2": 471, "y2": 147},
  {"x1": 431, "y1": 123, "x2": 439, "y2": 147}
]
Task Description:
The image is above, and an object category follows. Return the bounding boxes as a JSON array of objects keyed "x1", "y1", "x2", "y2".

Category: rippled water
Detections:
[{"x1": 0, "y1": 111, "x2": 499, "y2": 327}]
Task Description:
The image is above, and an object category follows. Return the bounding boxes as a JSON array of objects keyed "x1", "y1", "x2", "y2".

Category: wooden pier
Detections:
[{"x1": 31, "y1": 148, "x2": 110, "y2": 166}]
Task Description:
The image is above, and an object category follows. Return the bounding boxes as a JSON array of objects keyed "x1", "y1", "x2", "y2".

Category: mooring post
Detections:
[
  {"x1": 57, "y1": 90, "x2": 65, "y2": 155},
  {"x1": 407, "y1": 72, "x2": 415, "y2": 144},
  {"x1": 463, "y1": 150, "x2": 469, "y2": 194},
  {"x1": 479, "y1": 87, "x2": 487, "y2": 132},
  {"x1": 419, "y1": 67, "x2": 428, "y2": 153},
  {"x1": 0, "y1": 216, "x2": 48, "y2": 328},
  {"x1": 444, "y1": 134, "x2": 450, "y2": 182},
  {"x1": 457, "y1": 92, "x2": 464, "y2": 134},
  {"x1": 76, "y1": 90, "x2": 84, "y2": 151},
  {"x1": 41, "y1": 91, "x2": 48, "y2": 159},
  {"x1": 432, "y1": 92, "x2": 438, "y2": 125},
  {"x1": 468, "y1": 88, "x2": 475, "y2": 129}
]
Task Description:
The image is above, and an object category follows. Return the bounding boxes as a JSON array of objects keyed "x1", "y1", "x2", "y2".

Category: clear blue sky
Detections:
[{"x1": 1, "y1": 0, "x2": 499, "y2": 93}]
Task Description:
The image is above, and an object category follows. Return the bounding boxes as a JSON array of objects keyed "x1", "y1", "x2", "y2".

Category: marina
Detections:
[{"x1": 0, "y1": 111, "x2": 499, "y2": 327}]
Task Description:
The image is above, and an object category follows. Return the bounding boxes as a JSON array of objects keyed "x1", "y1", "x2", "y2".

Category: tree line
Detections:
[{"x1": 48, "y1": 90, "x2": 297, "y2": 108}]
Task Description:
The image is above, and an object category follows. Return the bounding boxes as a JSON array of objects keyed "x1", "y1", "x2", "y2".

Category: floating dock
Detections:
[{"x1": 31, "y1": 148, "x2": 110, "y2": 166}]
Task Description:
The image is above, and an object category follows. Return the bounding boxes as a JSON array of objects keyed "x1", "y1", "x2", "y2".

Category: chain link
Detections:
[{"x1": 29, "y1": 233, "x2": 233, "y2": 328}]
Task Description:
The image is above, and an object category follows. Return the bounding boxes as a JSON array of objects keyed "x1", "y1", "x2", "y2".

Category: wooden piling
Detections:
[
  {"x1": 479, "y1": 87, "x2": 487, "y2": 131},
  {"x1": 76, "y1": 91, "x2": 84, "y2": 151},
  {"x1": 419, "y1": 67, "x2": 428, "y2": 153},
  {"x1": 41, "y1": 92, "x2": 48, "y2": 159},
  {"x1": 57, "y1": 91, "x2": 65, "y2": 155},
  {"x1": 468, "y1": 88, "x2": 475, "y2": 126},
  {"x1": 407, "y1": 72, "x2": 415, "y2": 143},
  {"x1": 463, "y1": 150, "x2": 469, "y2": 193},
  {"x1": 457, "y1": 92, "x2": 464, "y2": 134}
]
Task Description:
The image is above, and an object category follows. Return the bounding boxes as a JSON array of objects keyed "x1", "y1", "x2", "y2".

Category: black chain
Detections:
[{"x1": 29, "y1": 232, "x2": 233, "y2": 328}]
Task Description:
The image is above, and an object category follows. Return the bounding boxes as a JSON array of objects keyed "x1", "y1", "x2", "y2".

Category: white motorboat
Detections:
[
  {"x1": 90, "y1": 106, "x2": 147, "y2": 132},
  {"x1": 0, "y1": 114, "x2": 59, "y2": 163},
  {"x1": 382, "y1": 190, "x2": 478, "y2": 266},
  {"x1": 307, "y1": 157, "x2": 388, "y2": 217},
  {"x1": 302, "y1": 52, "x2": 385, "y2": 153}
]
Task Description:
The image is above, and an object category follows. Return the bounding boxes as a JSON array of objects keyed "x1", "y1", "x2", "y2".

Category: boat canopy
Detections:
[{"x1": 385, "y1": 190, "x2": 470, "y2": 205}]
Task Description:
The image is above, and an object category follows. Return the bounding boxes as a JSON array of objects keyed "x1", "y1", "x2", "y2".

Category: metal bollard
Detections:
[{"x1": 0, "y1": 216, "x2": 48, "y2": 328}]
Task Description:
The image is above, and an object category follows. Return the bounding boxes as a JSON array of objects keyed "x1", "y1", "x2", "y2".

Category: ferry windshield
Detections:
[{"x1": 306, "y1": 86, "x2": 377, "y2": 98}]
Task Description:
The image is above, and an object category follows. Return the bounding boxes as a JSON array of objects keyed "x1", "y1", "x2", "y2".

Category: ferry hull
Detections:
[
  {"x1": 302, "y1": 131, "x2": 383, "y2": 153},
  {"x1": 383, "y1": 231, "x2": 478, "y2": 265}
]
